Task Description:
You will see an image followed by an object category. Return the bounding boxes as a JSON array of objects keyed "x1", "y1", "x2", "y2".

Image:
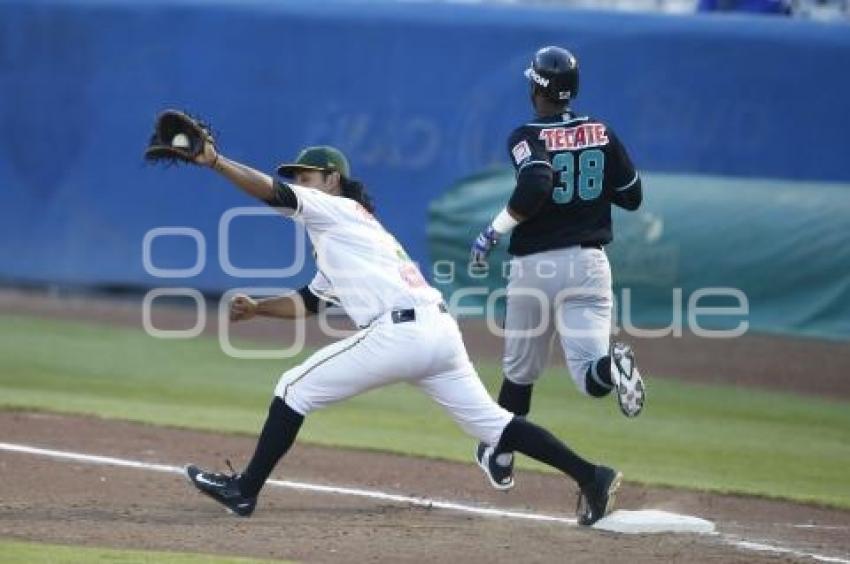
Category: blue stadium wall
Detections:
[{"x1": 1, "y1": 0, "x2": 848, "y2": 337}]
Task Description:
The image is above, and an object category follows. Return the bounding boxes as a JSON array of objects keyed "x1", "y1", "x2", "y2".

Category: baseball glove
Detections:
[{"x1": 144, "y1": 109, "x2": 214, "y2": 165}]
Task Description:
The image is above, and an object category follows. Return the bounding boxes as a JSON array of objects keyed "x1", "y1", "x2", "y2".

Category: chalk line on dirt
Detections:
[{"x1": 1, "y1": 441, "x2": 847, "y2": 563}]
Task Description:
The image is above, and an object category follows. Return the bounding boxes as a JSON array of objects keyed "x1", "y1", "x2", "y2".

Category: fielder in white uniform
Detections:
[{"x1": 174, "y1": 139, "x2": 621, "y2": 526}]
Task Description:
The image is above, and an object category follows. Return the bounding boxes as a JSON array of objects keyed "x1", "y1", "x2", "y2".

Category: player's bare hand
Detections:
[
  {"x1": 229, "y1": 294, "x2": 258, "y2": 322},
  {"x1": 194, "y1": 136, "x2": 218, "y2": 167}
]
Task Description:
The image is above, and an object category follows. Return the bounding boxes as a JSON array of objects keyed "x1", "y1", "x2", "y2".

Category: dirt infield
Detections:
[
  {"x1": 2, "y1": 289, "x2": 850, "y2": 562},
  {"x1": 2, "y1": 411, "x2": 849, "y2": 563}
]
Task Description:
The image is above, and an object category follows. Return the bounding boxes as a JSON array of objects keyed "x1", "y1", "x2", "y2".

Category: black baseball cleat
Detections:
[
  {"x1": 185, "y1": 464, "x2": 256, "y2": 517},
  {"x1": 576, "y1": 465, "x2": 622, "y2": 526},
  {"x1": 611, "y1": 341, "x2": 645, "y2": 418},
  {"x1": 475, "y1": 442, "x2": 515, "y2": 491}
]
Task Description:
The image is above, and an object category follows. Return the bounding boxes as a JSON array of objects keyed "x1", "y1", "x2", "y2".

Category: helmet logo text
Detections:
[{"x1": 526, "y1": 68, "x2": 550, "y2": 88}]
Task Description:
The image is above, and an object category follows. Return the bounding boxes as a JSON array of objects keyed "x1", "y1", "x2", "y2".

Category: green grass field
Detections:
[
  {"x1": 1, "y1": 314, "x2": 849, "y2": 509},
  {"x1": 0, "y1": 539, "x2": 286, "y2": 563}
]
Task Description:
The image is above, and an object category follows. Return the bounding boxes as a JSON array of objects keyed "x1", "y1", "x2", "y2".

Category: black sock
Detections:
[
  {"x1": 594, "y1": 356, "x2": 613, "y2": 386},
  {"x1": 496, "y1": 417, "x2": 596, "y2": 486},
  {"x1": 585, "y1": 356, "x2": 613, "y2": 398},
  {"x1": 238, "y1": 397, "x2": 304, "y2": 498},
  {"x1": 497, "y1": 378, "x2": 534, "y2": 416}
]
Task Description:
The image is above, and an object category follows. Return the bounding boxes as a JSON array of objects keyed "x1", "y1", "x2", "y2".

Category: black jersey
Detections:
[{"x1": 506, "y1": 111, "x2": 640, "y2": 257}]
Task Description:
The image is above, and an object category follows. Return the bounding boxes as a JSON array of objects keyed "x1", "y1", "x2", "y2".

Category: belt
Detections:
[{"x1": 391, "y1": 302, "x2": 448, "y2": 324}]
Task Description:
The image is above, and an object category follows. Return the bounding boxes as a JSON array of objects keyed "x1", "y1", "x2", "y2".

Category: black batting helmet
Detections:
[{"x1": 524, "y1": 46, "x2": 579, "y2": 104}]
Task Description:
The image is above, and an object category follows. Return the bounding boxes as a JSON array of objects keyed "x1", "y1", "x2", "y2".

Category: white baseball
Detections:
[{"x1": 171, "y1": 133, "x2": 190, "y2": 149}]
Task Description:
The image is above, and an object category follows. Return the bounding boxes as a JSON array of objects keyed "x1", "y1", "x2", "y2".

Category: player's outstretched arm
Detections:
[
  {"x1": 194, "y1": 139, "x2": 276, "y2": 202},
  {"x1": 229, "y1": 292, "x2": 314, "y2": 322}
]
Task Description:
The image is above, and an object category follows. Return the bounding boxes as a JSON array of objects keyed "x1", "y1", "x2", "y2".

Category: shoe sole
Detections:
[
  {"x1": 581, "y1": 470, "x2": 623, "y2": 527},
  {"x1": 613, "y1": 347, "x2": 645, "y2": 418},
  {"x1": 474, "y1": 446, "x2": 514, "y2": 491},
  {"x1": 617, "y1": 376, "x2": 645, "y2": 418},
  {"x1": 601, "y1": 471, "x2": 623, "y2": 520}
]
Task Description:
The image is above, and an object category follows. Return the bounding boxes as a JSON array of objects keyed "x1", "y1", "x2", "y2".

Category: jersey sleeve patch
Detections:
[{"x1": 511, "y1": 140, "x2": 532, "y2": 165}]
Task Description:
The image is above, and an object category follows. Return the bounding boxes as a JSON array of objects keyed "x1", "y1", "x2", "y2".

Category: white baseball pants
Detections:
[{"x1": 275, "y1": 304, "x2": 513, "y2": 447}]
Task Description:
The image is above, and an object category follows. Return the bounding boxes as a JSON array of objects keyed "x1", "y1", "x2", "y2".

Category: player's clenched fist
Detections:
[{"x1": 230, "y1": 294, "x2": 258, "y2": 322}]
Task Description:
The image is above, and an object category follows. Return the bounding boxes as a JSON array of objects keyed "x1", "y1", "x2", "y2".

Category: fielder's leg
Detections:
[
  {"x1": 187, "y1": 322, "x2": 412, "y2": 515},
  {"x1": 184, "y1": 394, "x2": 301, "y2": 517},
  {"x1": 417, "y1": 366, "x2": 517, "y2": 490},
  {"x1": 242, "y1": 328, "x2": 386, "y2": 501},
  {"x1": 416, "y1": 336, "x2": 621, "y2": 526},
  {"x1": 495, "y1": 416, "x2": 622, "y2": 526},
  {"x1": 237, "y1": 396, "x2": 304, "y2": 498}
]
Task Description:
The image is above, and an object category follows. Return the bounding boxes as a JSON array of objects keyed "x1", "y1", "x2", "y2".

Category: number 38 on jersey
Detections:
[
  {"x1": 552, "y1": 149, "x2": 605, "y2": 204},
  {"x1": 537, "y1": 122, "x2": 609, "y2": 205}
]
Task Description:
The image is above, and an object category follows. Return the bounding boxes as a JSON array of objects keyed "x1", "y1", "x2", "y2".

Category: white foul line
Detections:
[
  {"x1": 1, "y1": 440, "x2": 848, "y2": 564},
  {"x1": 0, "y1": 441, "x2": 183, "y2": 475},
  {"x1": 726, "y1": 539, "x2": 850, "y2": 564},
  {"x1": 0, "y1": 441, "x2": 573, "y2": 525}
]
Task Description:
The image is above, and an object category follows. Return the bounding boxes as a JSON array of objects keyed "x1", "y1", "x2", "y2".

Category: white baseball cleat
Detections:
[{"x1": 611, "y1": 342, "x2": 645, "y2": 418}]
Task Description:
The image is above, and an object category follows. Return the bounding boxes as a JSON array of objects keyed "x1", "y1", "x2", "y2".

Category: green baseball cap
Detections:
[{"x1": 276, "y1": 146, "x2": 351, "y2": 179}]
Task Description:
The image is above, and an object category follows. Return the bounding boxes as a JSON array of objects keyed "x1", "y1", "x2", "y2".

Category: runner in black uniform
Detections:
[{"x1": 471, "y1": 46, "x2": 646, "y2": 492}]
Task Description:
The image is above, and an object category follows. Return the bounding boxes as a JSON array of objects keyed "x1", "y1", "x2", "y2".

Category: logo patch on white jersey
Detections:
[{"x1": 511, "y1": 140, "x2": 532, "y2": 165}]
